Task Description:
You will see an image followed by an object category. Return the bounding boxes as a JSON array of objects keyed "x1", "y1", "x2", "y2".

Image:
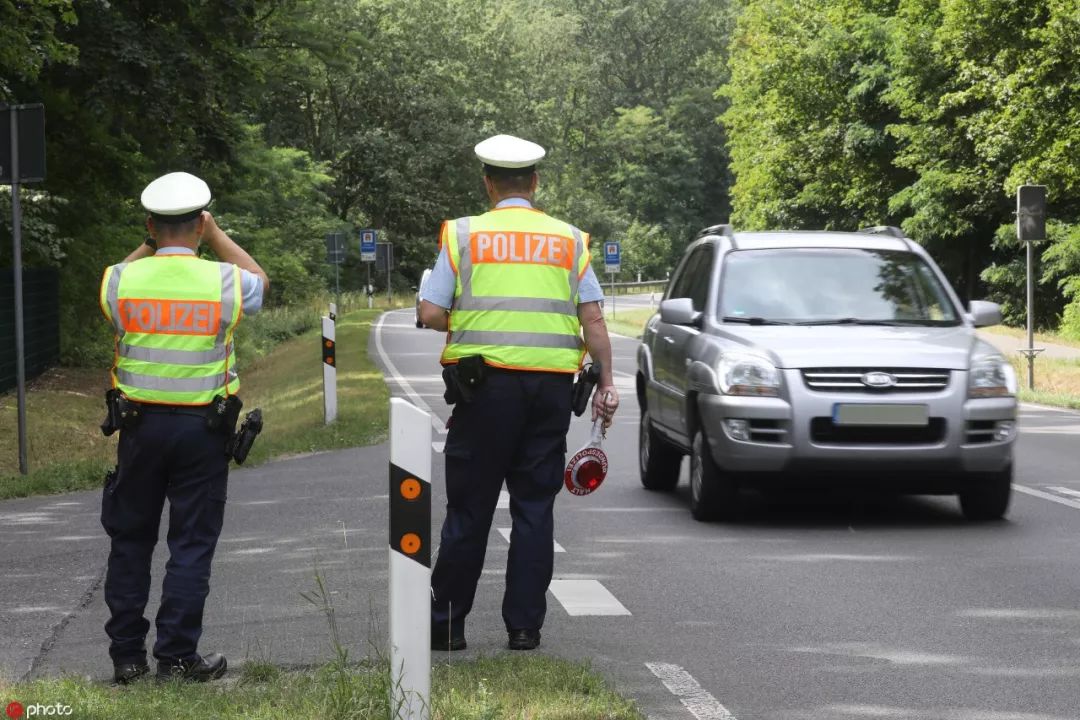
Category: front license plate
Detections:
[{"x1": 832, "y1": 404, "x2": 929, "y2": 427}]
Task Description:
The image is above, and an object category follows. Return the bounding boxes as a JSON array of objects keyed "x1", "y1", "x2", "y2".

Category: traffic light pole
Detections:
[
  {"x1": 9, "y1": 107, "x2": 28, "y2": 475},
  {"x1": 1026, "y1": 238, "x2": 1035, "y2": 390}
]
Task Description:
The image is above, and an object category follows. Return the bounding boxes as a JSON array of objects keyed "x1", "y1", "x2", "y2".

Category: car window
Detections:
[
  {"x1": 717, "y1": 248, "x2": 961, "y2": 325},
  {"x1": 688, "y1": 245, "x2": 715, "y2": 312},
  {"x1": 668, "y1": 244, "x2": 710, "y2": 303}
]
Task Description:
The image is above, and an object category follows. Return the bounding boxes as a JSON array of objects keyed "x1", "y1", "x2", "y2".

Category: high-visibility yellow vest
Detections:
[
  {"x1": 441, "y1": 206, "x2": 591, "y2": 373},
  {"x1": 99, "y1": 255, "x2": 243, "y2": 405}
]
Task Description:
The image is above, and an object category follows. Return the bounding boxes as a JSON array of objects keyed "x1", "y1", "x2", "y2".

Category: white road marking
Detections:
[
  {"x1": 645, "y1": 663, "x2": 738, "y2": 720},
  {"x1": 432, "y1": 441, "x2": 445, "y2": 454},
  {"x1": 1047, "y1": 486, "x2": 1080, "y2": 499},
  {"x1": 548, "y1": 579, "x2": 631, "y2": 616},
  {"x1": 497, "y1": 527, "x2": 565, "y2": 552},
  {"x1": 375, "y1": 311, "x2": 443, "y2": 432},
  {"x1": 1014, "y1": 484, "x2": 1080, "y2": 511},
  {"x1": 497, "y1": 490, "x2": 510, "y2": 509}
]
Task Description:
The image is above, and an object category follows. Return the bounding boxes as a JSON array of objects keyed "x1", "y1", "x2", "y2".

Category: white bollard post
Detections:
[
  {"x1": 322, "y1": 316, "x2": 337, "y2": 424},
  {"x1": 389, "y1": 398, "x2": 432, "y2": 720}
]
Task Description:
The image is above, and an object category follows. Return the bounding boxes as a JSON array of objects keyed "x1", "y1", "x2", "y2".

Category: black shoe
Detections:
[
  {"x1": 113, "y1": 662, "x2": 149, "y2": 685},
  {"x1": 507, "y1": 629, "x2": 540, "y2": 651},
  {"x1": 156, "y1": 653, "x2": 228, "y2": 682},
  {"x1": 431, "y1": 625, "x2": 467, "y2": 652}
]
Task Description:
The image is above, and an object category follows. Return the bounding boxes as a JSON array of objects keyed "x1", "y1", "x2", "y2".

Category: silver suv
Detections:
[{"x1": 636, "y1": 225, "x2": 1018, "y2": 522}]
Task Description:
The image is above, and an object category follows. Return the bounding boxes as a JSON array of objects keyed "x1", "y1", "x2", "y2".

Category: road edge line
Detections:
[{"x1": 1014, "y1": 484, "x2": 1080, "y2": 511}]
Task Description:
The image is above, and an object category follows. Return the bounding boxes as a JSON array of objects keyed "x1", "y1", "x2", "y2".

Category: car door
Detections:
[{"x1": 654, "y1": 244, "x2": 713, "y2": 432}]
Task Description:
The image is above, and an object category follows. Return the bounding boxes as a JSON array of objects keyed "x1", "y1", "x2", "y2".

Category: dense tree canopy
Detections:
[{"x1": 2, "y1": 0, "x2": 1079, "y2": 367}]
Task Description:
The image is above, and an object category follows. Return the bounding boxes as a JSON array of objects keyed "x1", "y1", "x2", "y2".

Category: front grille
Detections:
[
  {"x1": 810, "y1": 417, "x2": 947, "y2": 445},
  {"x1": 803, "y1": 368, "x2": 951, "y2": 393}
]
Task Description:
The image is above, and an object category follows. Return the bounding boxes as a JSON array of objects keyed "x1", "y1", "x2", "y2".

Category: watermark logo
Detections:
[{"x1": 4, "y1": 702, "x2": 73, "y2": 718}]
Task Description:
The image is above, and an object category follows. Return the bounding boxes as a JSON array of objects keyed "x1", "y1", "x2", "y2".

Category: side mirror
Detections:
[
  {"x1": 659, "y1": 298, "x2": 703, "y2": 328},
  {"x1": 969, "y1": 300, "x2": 1002, "y2": 328}
]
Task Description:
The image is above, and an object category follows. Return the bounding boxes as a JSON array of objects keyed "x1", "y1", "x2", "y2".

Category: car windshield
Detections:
[{"x1": 718, "y1": 248, "x2": 961, "y2": 326}]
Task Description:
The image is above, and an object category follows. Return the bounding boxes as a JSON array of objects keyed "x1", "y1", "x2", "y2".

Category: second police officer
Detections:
[
  {"x1": 418, "y1": 134, "x2": 619, "y2": 651},
  {"x1": 98, "y1": 172, "x2": 269, "y2": 683}
]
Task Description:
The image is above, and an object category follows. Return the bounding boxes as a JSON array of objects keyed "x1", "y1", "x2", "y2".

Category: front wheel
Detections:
[
  {"x1": 958, "y1": 464, "x2": 1012, "y2": 521},
  {"x1": 639, "y1": 410, "x2": 681, "y2": 491},
  {"x1": 689, "y1": 429, "x2": 740, "y2": 522}
]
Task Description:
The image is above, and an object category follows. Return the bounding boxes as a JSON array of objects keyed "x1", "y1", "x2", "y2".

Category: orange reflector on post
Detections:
[
  {"x1": 400, "y1": 477, "x2": 422, "y2": 501},
  {"x1": 400, "y1": 532, "x2": 421, "y2": 555}
]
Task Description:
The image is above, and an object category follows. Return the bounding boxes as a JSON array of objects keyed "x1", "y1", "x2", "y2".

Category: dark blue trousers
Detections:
[
  {"x1": 100, "y1": 410, "x2": 228, "y2": 665},
  {"x1": 431, "y1": 370, "x2": 572, "y2": 633}
]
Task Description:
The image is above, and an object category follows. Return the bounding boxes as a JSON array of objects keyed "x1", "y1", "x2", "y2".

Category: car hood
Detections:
[{"x1": 720, "y1": 325, "x2": 993, "y2": 370}]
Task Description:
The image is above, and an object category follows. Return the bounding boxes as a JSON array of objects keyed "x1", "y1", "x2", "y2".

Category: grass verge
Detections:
[
  {"x1": 0, "y1": 307, "x2": 393, "y2": 500},
  {"x1": 1010, "y1": 356, "x2": 1080, "y2": 410},
  {"x1": 0, "y1": 655, "x2": 643, "y2": 720},
  {"x1": 605, "y1": 307, "x2": 656, "y2": 340},
  {"x1": 979, "y1": 324, "x2": 1080, "y2": 350}
]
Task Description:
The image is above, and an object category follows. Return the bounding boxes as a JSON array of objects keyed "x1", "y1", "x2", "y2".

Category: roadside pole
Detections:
[
  {"x1": 322, "y1": 315, "x2": 337, "y2": 424},
  {"x1": 1016, "y1": 184, "x2": 1047, "y2": 390},
  {"x1": 3, "y1": 103, "x2": 46, "y2": 476},
  {"x1": 9, "y1": 107, "x2": 27, "y2": 474},
  {"x1": 388, "y1": 398, "x2": 432, "y2": 720},
  {"x1": 360, "y1": 229, "x2": 377, "y2": 309},
  {"x1": 604, "y1": 240, "x2": 621, "y2": 321}
]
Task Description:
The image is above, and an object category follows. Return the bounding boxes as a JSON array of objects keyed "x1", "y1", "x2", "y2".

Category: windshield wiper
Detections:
[
  {"x1": 721, "y1": 316, "x2": 793, "y2": 326},
  {"x1": 793, "y1": 318, "x2": 941, "y2": 326}
]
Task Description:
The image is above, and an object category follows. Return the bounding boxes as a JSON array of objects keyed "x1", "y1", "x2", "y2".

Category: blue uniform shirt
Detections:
[
  {"x1": 156, "y1": 246, "x2": 264, "y2": 316},
  {"x1": 420, "y1": 198, "x2": 604, "y2": 309}
]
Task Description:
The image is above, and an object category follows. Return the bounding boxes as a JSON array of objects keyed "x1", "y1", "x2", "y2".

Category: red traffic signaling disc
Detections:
[{"x1": 564, "y1": 446, "x2": 608, "y2": 496}]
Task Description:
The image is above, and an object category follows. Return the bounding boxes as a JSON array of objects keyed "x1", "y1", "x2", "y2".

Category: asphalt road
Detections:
[
  {"x1": 3, "y1": 308, "x2": 1080, "y2": 720},
  {"x1": 374, "y1": 308, "x2": 1080, "y2": 720}
]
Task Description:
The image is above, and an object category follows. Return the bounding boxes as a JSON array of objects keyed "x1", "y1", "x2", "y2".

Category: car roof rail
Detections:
[
  {"x1": 859, "y1": 225, "x2": 906, "y2": 239},
  {"x1": 697, "y1": 223, "x2": 735, "y2": 239}
]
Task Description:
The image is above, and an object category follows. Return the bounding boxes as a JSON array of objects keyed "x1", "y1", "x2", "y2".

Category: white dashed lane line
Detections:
[
  {"x1": 497, "y1": 527, "x2": 565, "y2": 553},
  {"x1": 1046, "y1": 486, "x2": 1080, "y2": 499},
  {"x1": 645, "y1": 663, "x2": 738, "y2": 720},
  {"x1": 497, "y1": 490, "x2": 510, "y2": 509},
  {"x1": 548, "y1": 579, "x2": 631, "y2": 616}
]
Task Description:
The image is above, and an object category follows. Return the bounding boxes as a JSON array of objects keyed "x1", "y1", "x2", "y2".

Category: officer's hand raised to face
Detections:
[{"x1": 592, "y1": 385, "x2": 619, "y2": 428}]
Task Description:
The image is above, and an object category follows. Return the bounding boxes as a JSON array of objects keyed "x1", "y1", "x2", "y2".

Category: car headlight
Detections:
[
  {"x1": 968, "y1": 354, "x2": 1017, "y2": 398},
  {"x1": 718, "y1": 352, "x2": 780, "y2": 397}
]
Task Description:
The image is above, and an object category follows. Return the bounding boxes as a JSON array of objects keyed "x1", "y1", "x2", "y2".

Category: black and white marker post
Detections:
[
  {"x1": 388, "y1": 398, "x2": 432, "y2": 720},
  {"x1": 322, "y1": 313, "x2": 337, "y2": 424}
]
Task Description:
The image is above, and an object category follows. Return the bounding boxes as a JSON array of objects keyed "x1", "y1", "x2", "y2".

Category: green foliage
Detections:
[{"x1": 722, "y1": 0, "x2": 1080, "y2": 315}]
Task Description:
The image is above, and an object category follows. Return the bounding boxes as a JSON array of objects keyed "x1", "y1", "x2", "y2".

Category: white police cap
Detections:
[
  {"x1": 474, "y1": 134, "x2": 545, "y2": 170},
  {"x1": 140, "y1": 172, "x2": 211, "y2": 222}
]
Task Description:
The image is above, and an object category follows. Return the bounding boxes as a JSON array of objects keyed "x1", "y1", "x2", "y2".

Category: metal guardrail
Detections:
[{"x1": 603, "y1": 279, "x2": 667, "y2": 296}]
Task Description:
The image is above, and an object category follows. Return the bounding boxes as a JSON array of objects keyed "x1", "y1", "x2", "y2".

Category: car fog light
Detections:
[
  {"x1": 994, "y1": 421, "x2": 1015, "y2": 442},
  {"x1": 724, "y1": 419, "x2": 751, "y2": 442}
]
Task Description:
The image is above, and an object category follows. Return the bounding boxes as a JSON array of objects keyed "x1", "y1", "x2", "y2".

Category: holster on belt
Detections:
[
  {"x1": 571, "y1": 361, "x2": 602, "y2": 417},
  {"x1": 206, "y1": 394, "x2": 243, "y2": 436},
  {"x1": 442, "y1": 355, "x2": 487, "y2": 405},
  {"x1": 100, "y1": 389, "x2": 142, "y2": 436}
]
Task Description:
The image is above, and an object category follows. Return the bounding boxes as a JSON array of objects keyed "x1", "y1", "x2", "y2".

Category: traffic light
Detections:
[{"x1": 1017, "y1": 185, "x2": 1047, "y2": 242}]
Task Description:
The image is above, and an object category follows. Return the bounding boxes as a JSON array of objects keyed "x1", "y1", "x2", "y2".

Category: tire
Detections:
[
  {"x1": 958, "y1": 464, "x2": 1012, "y2": 521},
  {"x1": 689, "y1": 429, "x2": 740, "y2": 522},
  {"x1": 639, "y1": 410, "x2": 682, "y2": 491}
]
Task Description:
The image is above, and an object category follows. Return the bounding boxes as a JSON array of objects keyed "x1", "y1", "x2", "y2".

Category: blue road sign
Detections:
[
  {"x1": 604, "y1": 241, "x2": 621, "y2": 274},
  {"x1": 360, "y1": 229, "x2": 378, "y2": 262}
]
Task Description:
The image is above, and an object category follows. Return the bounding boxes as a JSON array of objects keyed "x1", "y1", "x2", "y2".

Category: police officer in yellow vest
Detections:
[
  {"x1": 98, "y1": 172, "x2": 269, "y2": 683},
  {"x1": 419, "y1": 135, "x2": 618, "y2": 651}
]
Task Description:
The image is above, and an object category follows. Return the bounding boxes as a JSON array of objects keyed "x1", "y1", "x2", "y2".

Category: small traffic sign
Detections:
[
  {"x1": 604, "y1": 241, "x2": 621, "y2": 274},
  {"x1": 360, "y1": 228, "x2": 377, "y2": 262}
]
